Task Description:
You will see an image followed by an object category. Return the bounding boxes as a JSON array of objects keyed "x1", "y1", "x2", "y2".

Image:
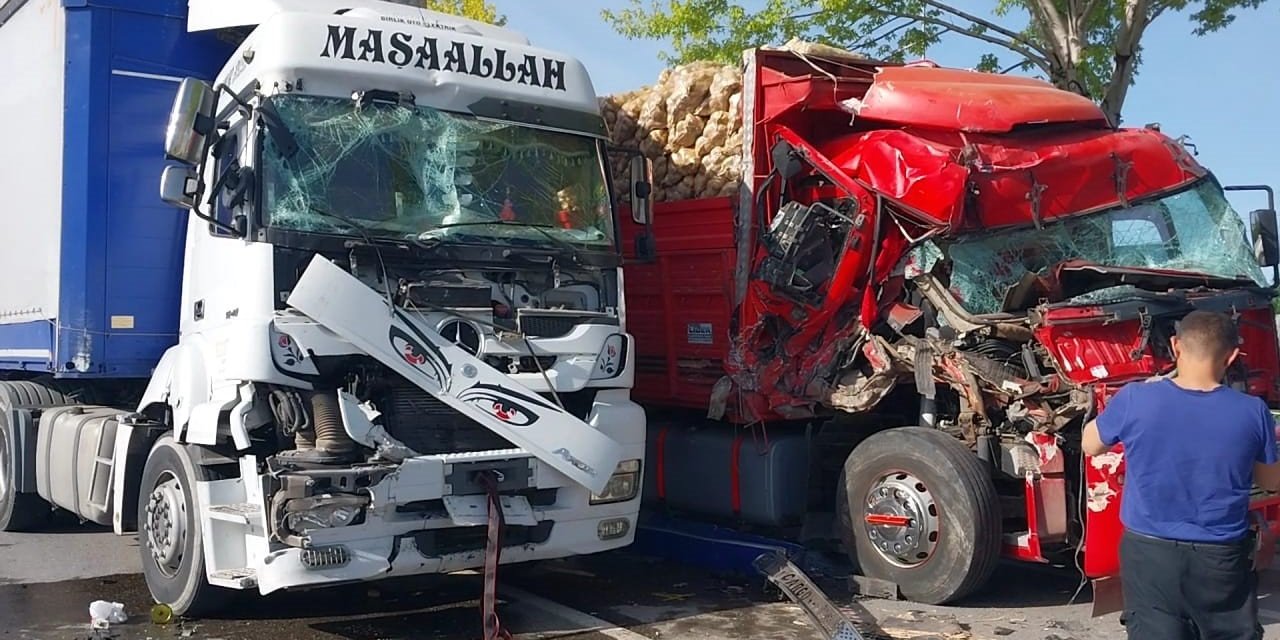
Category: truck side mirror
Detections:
[
  {"x1": 164, "y1": 78, "x2": 216, "y2": 166},
  {"x1": 1251, "y1": 208, "x2": 1280, "y2": 267},
  {"x1": 160, "y1": 165, "x2": 198, "y2": 209},
  {"x1": 629, "y1": 155, "x2": 653, "y2": 225}
]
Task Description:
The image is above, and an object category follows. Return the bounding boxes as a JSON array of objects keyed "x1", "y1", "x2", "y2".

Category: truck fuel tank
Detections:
[
  {"x1": 645, "y1": 423, "x2": 810, "y2": 527},
  {"x1": 36, "y1": 406, "x2": 123, "y2": 526}
]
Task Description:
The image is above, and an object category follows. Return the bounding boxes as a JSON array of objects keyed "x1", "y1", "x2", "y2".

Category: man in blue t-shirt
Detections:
[{"x1": 1083, "y1": 310, "x2": 1280, "y2": 639}]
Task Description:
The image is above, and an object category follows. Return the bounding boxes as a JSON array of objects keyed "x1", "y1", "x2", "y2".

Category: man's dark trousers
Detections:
[{"x1": 1120, "y1": 529, "x2": 1262, "y2": 639}]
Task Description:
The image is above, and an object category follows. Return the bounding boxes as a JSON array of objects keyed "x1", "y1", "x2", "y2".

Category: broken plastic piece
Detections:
[
  {"x1": 89, "y1": 601, "x2": 126, "y2": 629},
  {"x1": 754, "y1": 551, "x2": 864, "y2": 640}
]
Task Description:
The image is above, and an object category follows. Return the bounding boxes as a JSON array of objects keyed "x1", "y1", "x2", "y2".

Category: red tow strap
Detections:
[
  {"x1": 479, "y1": 472, "x2": 513, "y2": 640},
  {"x1": 655, "y1": 426, "x2": 669, "y2": 500}
]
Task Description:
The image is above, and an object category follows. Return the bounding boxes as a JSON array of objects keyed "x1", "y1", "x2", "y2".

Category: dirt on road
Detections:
[{"x1": 5, "y1": 526, "x2": 1280, "y2": 639}]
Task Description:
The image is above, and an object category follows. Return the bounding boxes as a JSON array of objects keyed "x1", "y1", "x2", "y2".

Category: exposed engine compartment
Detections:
[
  {"x1": 250, "y1": 253, "x2": 632, "y2": 551},
  {"x1": 276, "y1": 243, "x2": 617, "y2": 321}
]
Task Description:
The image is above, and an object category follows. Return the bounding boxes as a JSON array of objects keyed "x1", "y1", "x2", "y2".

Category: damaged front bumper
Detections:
[
  {"x1": 252, "y1": 446, "x2": 643, "y2": 594},
  {"x1": 197, "y1": 389, "x2": 645, "y2": 595}
]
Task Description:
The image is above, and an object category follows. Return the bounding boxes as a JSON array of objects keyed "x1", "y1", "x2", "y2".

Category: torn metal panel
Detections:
[
  {"x1": 1090, "y1": 451, "x2": 1124, "y2": 475},
  {"x1": 828, "y1": 369, "x2": 900, "y2": 414},
  {"x1": 336, "y1": 390, "x2": 417, "y2": 463},
  {"x1": 1086, "y1": 481, "x2": 1119, "y2": 513},
  {"x1": 819, "y1": 127, "x2": 1206, "y2": 233},
  {"x1": 1083, "y1": 440, "x2": 1128, "y2": 576}
]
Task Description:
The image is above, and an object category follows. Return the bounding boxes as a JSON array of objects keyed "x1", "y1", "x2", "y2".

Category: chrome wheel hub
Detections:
[
  {"x1": 863, "y1": 471, "x2": 941, "y2": 567},
  {"x1": 144, "y1": 473, "x2": 187, "y2": 578}
]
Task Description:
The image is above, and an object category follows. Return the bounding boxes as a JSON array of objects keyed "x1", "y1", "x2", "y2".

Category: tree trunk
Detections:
[
  {"x1": 1050, "y1": 63, "x2": 1090, "y2": 98},
  {"x1": 1099, "y1": 0, "x2": 1152, "y2": 126}
]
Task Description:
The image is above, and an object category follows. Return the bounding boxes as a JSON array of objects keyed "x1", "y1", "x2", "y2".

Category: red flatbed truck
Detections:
[{"x1": 617, "y1": 47, "x2": 1280, "y2": 608}]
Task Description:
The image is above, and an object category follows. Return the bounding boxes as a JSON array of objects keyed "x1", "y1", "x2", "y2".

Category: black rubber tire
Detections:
[
  {"x1": 0, "y1": 380, "x2": 84, "y2": 532},
  {"x1": 836, "y1": 427, "x2": 1001, "y2": 604},
  {"x1": 138, "y1": 435, "x2": 230, "y2": 617},
  {"x1": 0, "y1": 379, "x2": 74, "y2": 410},
  {"x1": 0, "y1": 411, "x2": 48, "y2": 532}
]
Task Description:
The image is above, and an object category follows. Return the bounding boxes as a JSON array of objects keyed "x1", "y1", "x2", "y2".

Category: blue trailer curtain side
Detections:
[{"x1": 0, "y1": 0, "x2": 232, "y2": 377}]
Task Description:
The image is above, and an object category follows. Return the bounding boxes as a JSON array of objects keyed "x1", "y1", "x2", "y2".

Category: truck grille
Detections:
[
  {"x1": 379, "y1": 383, "x2": 516, "y2": 455},
  {"x1": 518, "y1": 314, "x2": 581, "y2": 338},
  {"x1": 414, "y1": 521, "x2": 554, "y2": 557}
]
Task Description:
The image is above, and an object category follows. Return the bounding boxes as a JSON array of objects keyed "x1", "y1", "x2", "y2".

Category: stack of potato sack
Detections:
[{"x1": 600, "y1": 61, "x2": 745, "y2": 203}]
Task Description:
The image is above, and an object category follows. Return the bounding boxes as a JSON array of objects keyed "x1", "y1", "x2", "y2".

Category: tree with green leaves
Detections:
[
  {"x1": 603, "y1": 0, "x2": 1265, "y2": 126},
  {"x1": 381, "y1": 0, "x2": 506, "y2": 25}
]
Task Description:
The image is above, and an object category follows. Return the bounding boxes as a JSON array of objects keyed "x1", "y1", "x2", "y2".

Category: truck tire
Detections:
[
  {"x1": 0, "y1": 379, "x2": 75, "y2": 410},
  {"x1": 836, "y1": 426, "x2": 1001, "y2": 604},
  {"x1": 138, "y1": 435, "x2": 229, "y2": 617},
  {"x1": 0, "y1": 379, "x2": 81, "y2": 531},
  {"x1": 0, "y1": 413, "x2": 47, "y2": 531}
]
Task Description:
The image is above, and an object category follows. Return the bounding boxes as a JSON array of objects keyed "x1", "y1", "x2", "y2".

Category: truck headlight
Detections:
[
  {"x1": 590, "y1": 334, "x2": 627, "y2": 380},
  {"x1": 590, "y1": 459, "x2": 641, "y2": 504},
  {"x1": 284, "y1": 499, "x2": 365, "y2": 534}
]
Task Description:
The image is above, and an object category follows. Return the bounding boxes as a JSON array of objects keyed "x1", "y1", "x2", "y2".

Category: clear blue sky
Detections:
[{"x1": 492, "y1": 0, "x2": 1279, "y2": 214}]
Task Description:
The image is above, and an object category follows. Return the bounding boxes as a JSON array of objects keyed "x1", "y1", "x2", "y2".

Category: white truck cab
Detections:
[{"x1": 100, "y1": 0, "x2": 649, "y2": 614}]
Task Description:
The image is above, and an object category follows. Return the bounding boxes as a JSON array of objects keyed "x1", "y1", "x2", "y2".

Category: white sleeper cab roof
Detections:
[
  {"x1": 188, "y1": 0, "x2": 528, "y2": 45},
  {"x1": 208, "y1": 7, "x2": 604, "y2": 136}
]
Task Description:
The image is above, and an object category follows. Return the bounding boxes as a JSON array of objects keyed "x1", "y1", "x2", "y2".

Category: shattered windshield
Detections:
[
  {"x1": 932, "y1": 180, "x2": 1266, "y2": 315},
  {"x1": 260, "y1": 95, "x2": 615, "y2": 248}
]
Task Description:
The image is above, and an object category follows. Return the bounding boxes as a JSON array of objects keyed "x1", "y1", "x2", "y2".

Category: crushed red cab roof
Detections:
[{"x1": 845, "y1": 65, "x2": 1110, "y2": 133}]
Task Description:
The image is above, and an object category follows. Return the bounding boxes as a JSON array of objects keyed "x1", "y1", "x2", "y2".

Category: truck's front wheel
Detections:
[
  {"x1": 836, "y1": 427, "x2": 1001, "y2": 604},
  {"x1": 138, "y1": 435, "x2": 229, "y2": 616}
]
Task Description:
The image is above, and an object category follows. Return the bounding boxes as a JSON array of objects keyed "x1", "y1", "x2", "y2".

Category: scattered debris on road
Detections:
[
  {"x1": 88, "y1": 600, "x2": 126, "y2": 629},
  {"x1": 755, "y1": 551, "x2": 863, "y2": 640}
]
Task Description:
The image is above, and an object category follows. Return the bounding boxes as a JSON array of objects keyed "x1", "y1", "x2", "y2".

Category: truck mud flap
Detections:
[
  {"x1": 287, "y1": 256, "x2": 623, "y2": 494},
  {"x1": 754, "y1": 551, "x2": 863, "y2": 640}
]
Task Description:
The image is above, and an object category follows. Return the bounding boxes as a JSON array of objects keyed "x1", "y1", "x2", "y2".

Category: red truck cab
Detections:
[{"x1": 619, "y1": 47, "x2": 1280, "y2": 606}]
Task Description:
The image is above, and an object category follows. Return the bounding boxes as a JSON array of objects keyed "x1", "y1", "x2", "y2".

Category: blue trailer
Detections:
[{"x1": 0, "y1": 0, "x2": 231, "y2": 377}]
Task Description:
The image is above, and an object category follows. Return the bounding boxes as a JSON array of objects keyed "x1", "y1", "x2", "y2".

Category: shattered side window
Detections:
[
  {"x1": 260, "y1": 95, "x2": 615, "y2": 246},
  {"x1": 938, "y1": 180, "x2": 1265, "y2": 315}
]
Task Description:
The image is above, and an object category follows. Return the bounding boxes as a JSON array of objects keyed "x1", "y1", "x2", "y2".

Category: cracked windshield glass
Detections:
[
  {"x1": 261, "y1": 95, "x2": 615, "y2": 248},
  {"x1": 925, "y1": 180, "x2": 1266, "y2": 315}
]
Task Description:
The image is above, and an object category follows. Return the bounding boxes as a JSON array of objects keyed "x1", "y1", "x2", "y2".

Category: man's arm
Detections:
[
  {"x1": 1082, "y1": 418, "x2": 1114, "y2": 456},
  {"x1": 1256, "y1": 404, "x2": 1280, "y2": 492},
  {"x1": 1256, "y1": 461, "x2": 1280, "y2": 492},
  {"x1": 1084, "y1": 385, "x2": 1132, "y2": 457}
]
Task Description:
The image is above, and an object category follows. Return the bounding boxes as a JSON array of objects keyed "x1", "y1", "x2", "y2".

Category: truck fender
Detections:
[
  {"x1": 139, "y1": 343, "x2": 210, "y2": 443},
  {"x1": 109, "y1": 421, "x2": 238, "y2": 535},
  {"x1": 187, "y1": 381, "x2": 269, "y2": 450},
  {"x1": 110, "y1": 420, "x2": 164, "y2": 534},
  {"x1": 185, "y1": 384, "x2": 239, "y2": 447}
]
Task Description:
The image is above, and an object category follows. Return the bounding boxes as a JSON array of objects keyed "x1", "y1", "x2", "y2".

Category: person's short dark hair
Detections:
[{"x1": 1177, "y1": 311, "x2": 1239, "y2": 358}]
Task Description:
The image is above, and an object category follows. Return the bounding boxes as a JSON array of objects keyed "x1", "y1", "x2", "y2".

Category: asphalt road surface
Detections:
[{"x1": 6, "y1": 520, "x2": 1280, "y2": 640}]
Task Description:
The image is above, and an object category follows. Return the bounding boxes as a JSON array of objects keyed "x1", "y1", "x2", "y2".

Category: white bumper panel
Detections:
[
  {"x1": 256, "y1": 516, "x2": 637, "y2": 594},
  {"x1": 253, "y1": 455, "x2": 641, "y2": 594}
]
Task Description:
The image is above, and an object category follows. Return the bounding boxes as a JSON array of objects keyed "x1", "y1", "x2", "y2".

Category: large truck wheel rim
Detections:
[
  {"x1": 145, "y1": 471, "x2": 188, "y2": 579},
  {"x1": 863, "y1": 470, "x2": 940, "y2": 568}
]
